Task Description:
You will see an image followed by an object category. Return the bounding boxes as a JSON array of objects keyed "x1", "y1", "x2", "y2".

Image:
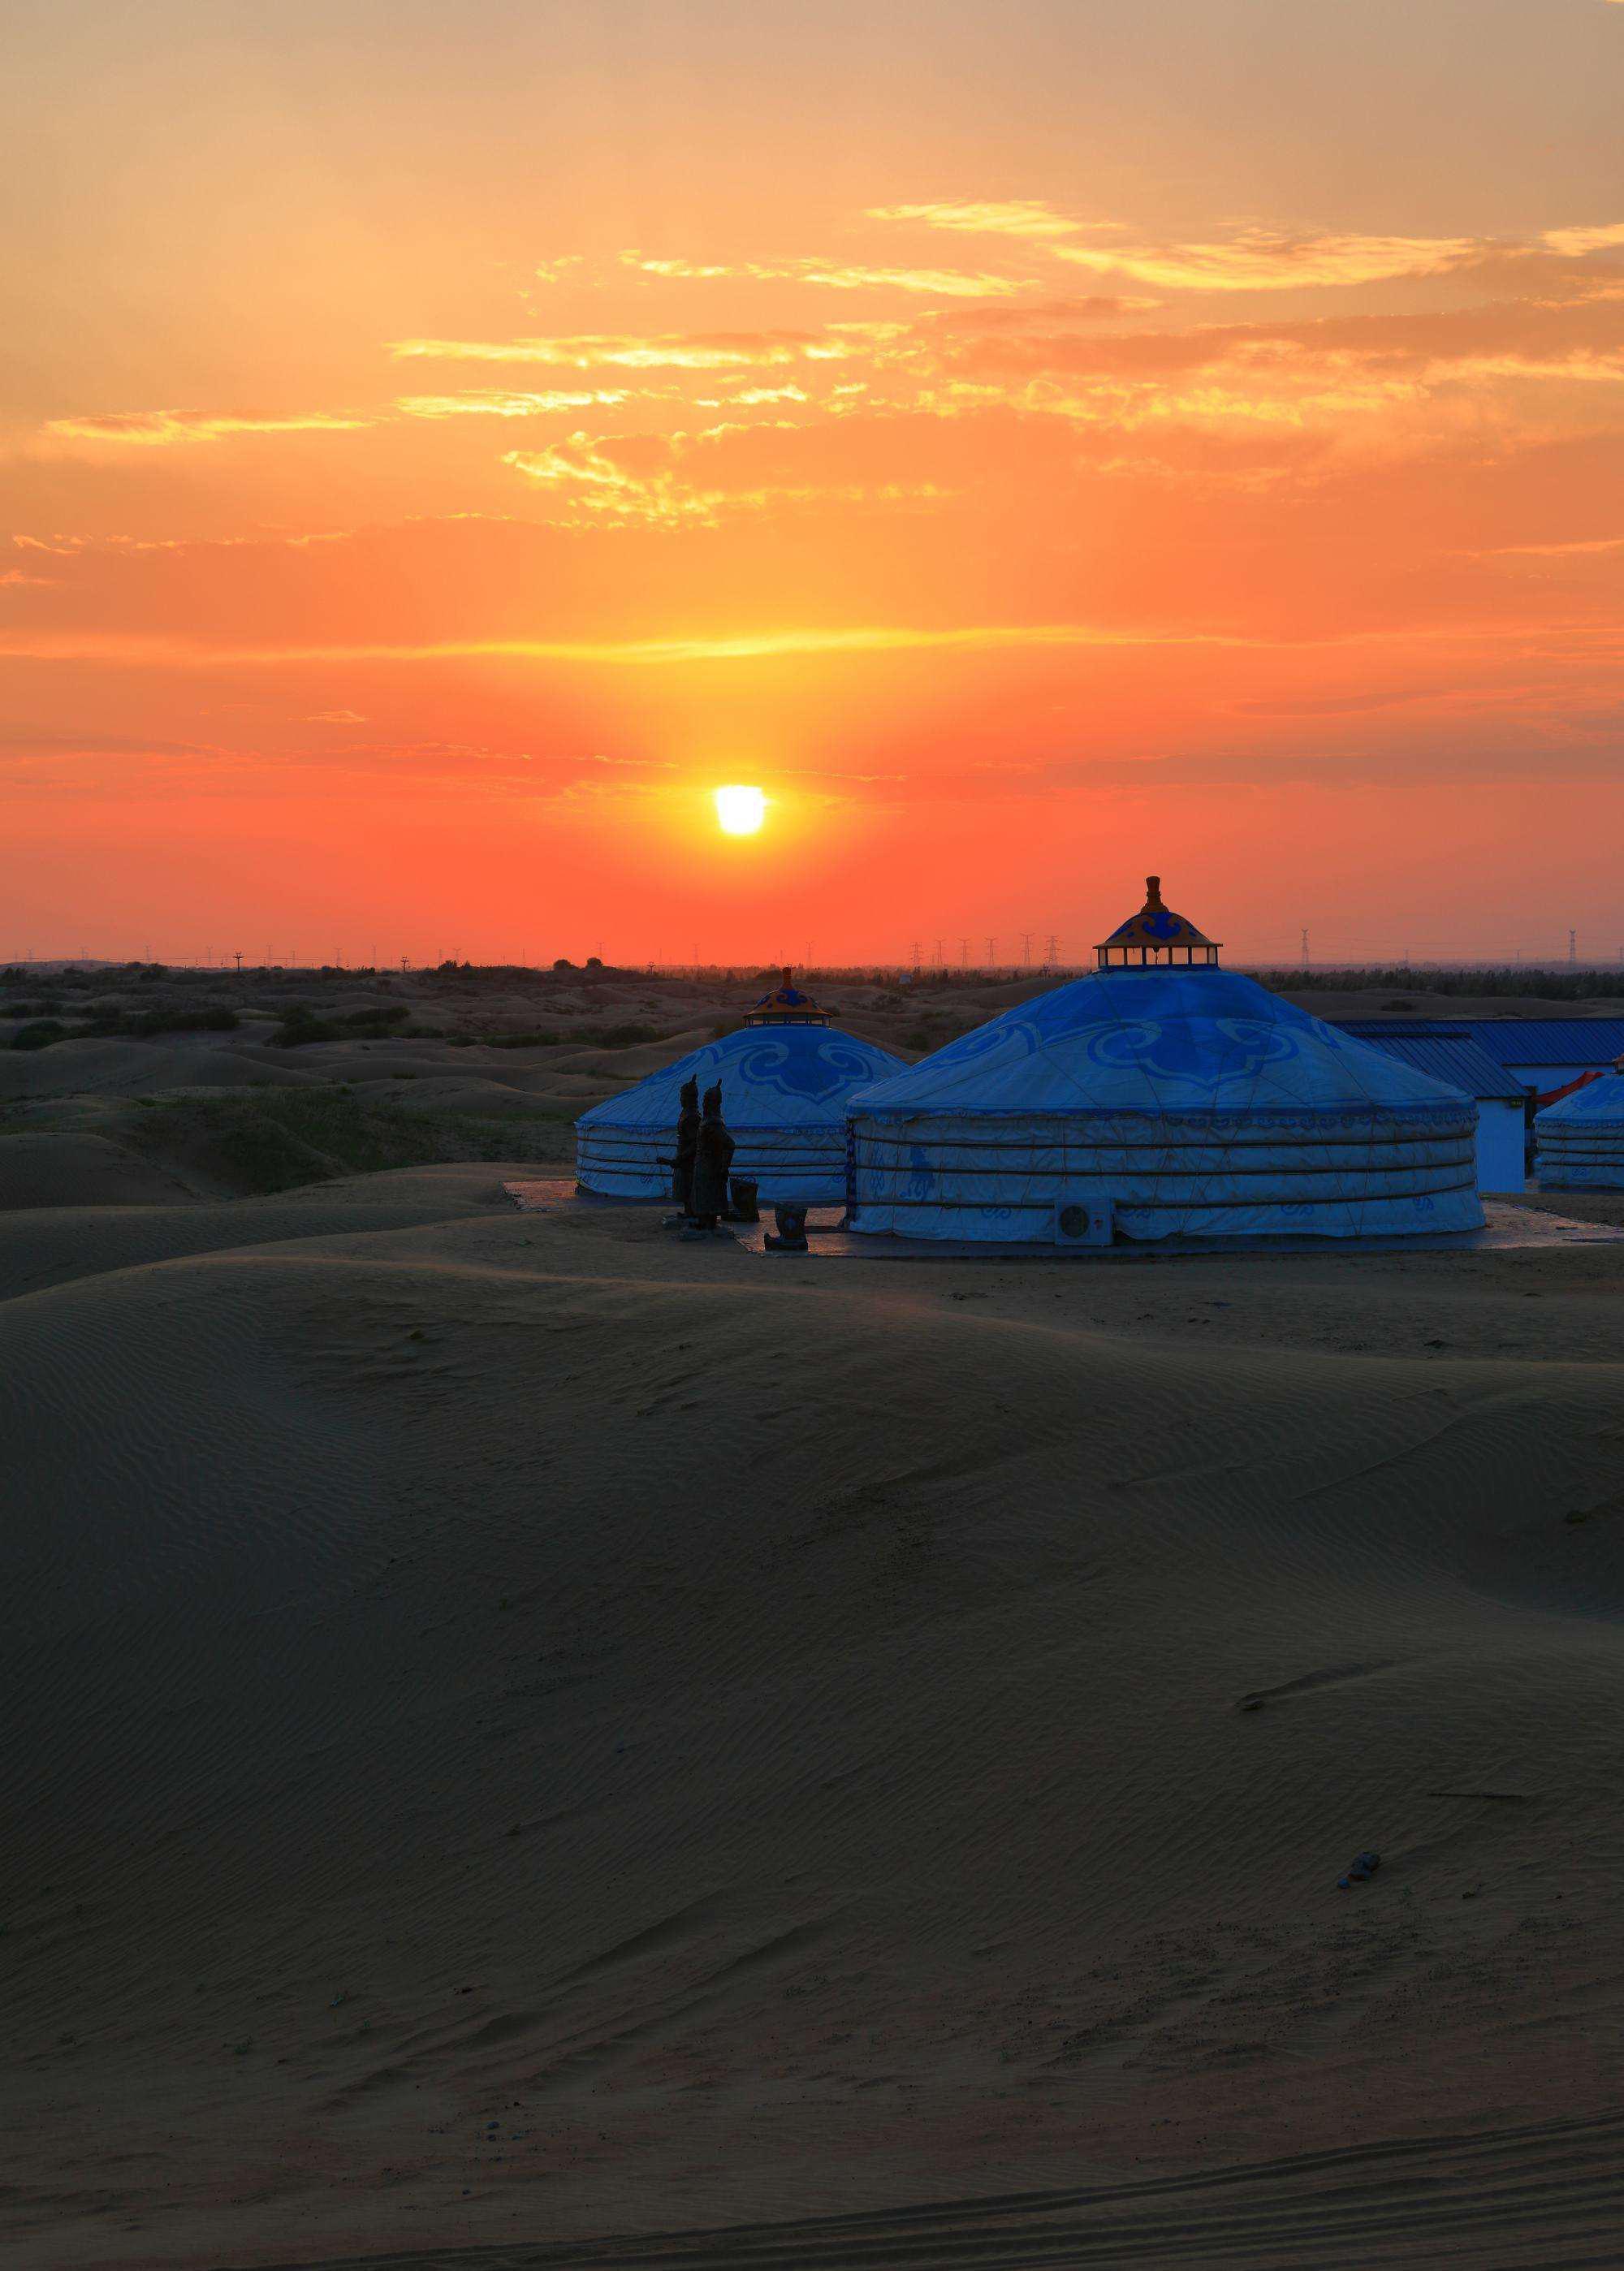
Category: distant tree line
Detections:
[{"x1": 1250, "y1": 966, "x2": 1624, "y2": 1002}]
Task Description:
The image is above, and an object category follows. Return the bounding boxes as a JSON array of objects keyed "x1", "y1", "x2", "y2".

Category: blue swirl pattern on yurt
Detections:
[
  {"x1": 846, "y1": 966, "x2": 1484, "y2": 1244},
  {"x1": 576, "y1": 1023, "x2": 907, "y2": 1202}
]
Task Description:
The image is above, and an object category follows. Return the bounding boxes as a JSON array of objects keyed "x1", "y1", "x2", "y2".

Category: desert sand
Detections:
[{"x1": 6, "y1": 972, "x2": 1624, "y2": 2269}]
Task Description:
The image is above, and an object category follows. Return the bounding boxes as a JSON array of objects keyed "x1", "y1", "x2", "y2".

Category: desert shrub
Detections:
[
  {"x1": 340, "y1": 1004, "x2": 410, "y2": 1028},
  {"x1": 270, "y1": 1006, "x2": 340, "y2": 1047},
  {"x1": 1255, "y1": 965, "x2": 1624, "y2": 1000},
  {"x1": 121, "y1": 1086, "x2": 575, "y2": 1194},
  {"x1": 12, "y1": 1020, "x2": 68, "y2": 1050}
]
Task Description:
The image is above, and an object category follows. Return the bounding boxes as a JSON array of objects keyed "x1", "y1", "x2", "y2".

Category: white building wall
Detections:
[{"x1": 1475, "y1": 1099, "x2": 1527, "y2": 1190}]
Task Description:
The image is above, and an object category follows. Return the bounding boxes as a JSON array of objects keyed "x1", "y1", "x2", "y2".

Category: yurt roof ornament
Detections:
[
  {"x1": 1096, "y1": 876, "x2": 1220, "y2": 970},
  {"x1": 744, "y1": 968, "x2": 828, "y2": 1027}
]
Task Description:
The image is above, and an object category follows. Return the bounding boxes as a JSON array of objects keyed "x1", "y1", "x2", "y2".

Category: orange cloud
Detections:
[
  {"x1": 868, "y1": 200, "x2": 1101, "y2": 240},
  {"x1": 502, "y1": 436, "x2": 725, "y2": 525},
  {"x1": 0, "y1": 620, "x2": 1249, "y2": 669},
  {"x1": 394, "y1": 389, "x2": 633, "y2": 417},
  {"x1": 42, "y1": 409, "x2": 372, "y2": 445},
  {"x1": 875, "y1": 203, "x2": 1624, "y2": 294},
  {"x1": 389, "y1": 331, "x2": 861, "y2": 369},
  {"x1": 620, "y1": 250, "x2": 1025, "y2": 298},
  {"x1": 1052, "y1": 231, "x2": 1484, "y2": 291}
]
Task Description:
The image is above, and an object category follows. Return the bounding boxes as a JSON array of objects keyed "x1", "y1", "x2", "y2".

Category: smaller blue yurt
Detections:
[
  {"x1": 845, "y1": 878, "x2": 1486, "y2": 1246},
  {"x1": 1535, "y1": 1064, "x2": 1624, "y2": 1189},
  {"x1": 575, "y1": 971, "x2": 905, "y2": 1204}
]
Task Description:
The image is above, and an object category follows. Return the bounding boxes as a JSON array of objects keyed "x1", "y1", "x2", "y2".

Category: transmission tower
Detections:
[
  {"x1": 959, "y1": 936, "x2": 969, "y2": 966},
  {"x1": 1570, "y1": 927, "x2": 1578, "y2": 965},
  {"x1": 1021, "y1": 931, "x2": 1034, "y2": 967},
  {"x1": 911, "y1": 939, "x2": 922, "y2": 975},
  {"x1": 1044, "y1": 933, "x2": 1059, "y2": 967},
  {"x1": 233, "y1": 951, "x2": 243, "y2": 973},
  {"x1": 985, "y1": 935, "x2": 996, "y2": 967},
  {"x1": 1301, "y1": 925, "x2": 1310, "y2": 969}
]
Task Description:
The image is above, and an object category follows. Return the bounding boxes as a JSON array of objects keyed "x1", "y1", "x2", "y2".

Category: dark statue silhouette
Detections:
[
  {"x1": 671, "y1": 1075, "x2": 701, "y2": 1212},
  {"x1": 687, "y1": 1082, "x2": 736, "y2": 1233}
]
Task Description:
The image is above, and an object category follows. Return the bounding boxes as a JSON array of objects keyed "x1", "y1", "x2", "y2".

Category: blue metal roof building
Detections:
[
  {"x1": 1459, "y1": 1020, "x2": 1624, "y2": 1071},
  {"x1": 1328, "y1": 1025, "x2": 1525, "y2": 1101}
]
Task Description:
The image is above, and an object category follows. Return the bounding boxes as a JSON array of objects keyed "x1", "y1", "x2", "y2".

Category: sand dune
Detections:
[
  {"x1": 279, "y1": 2109, "x2": 1624, "y2": 2269},
  {"x1": 0, "y1": 1037, "x2": 321, "y2": 1102},
  {"x1": 3, "y1": 1176, "x2": 1624, "y2": 2269},
  {"x1": 0, "y1": 1131, "x2": 201, "y2": 1211}
]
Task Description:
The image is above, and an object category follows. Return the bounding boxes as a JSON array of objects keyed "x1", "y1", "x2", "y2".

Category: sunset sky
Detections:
[{"x1": 6, "y1": 0, "x2": 1624, "y2": 965}]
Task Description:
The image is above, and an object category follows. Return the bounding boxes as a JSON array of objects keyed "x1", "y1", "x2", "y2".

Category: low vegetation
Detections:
[
  {"x1": 118, "y1": 1086, "x2": 573, "y2": 1195},
  {"x1": 1255, "y1": 965, "x2": 1624, "y2": 1002}
]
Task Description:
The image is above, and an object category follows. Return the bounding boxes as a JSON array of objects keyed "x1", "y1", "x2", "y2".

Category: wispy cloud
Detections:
[
  {"x1": 1540, "y1": 221, "x2": 1624, "y2": 256},
  {"x1": 394, "y1": 389, "x2": 633, "y2": 417},
  {"x1": 503, "y1": 437, "x2": 724, "y2": 525},
  {"x1": 1052, "y1": 231, "x2": 1484, "y2": 291},
  {"x1": 874, "y1": 202, "x2": 1624, "y2": 293},
  {"x1": 620, "y1": 250, "x2": 1024, "y2": 298},
  {"x1": 0, "y1": 621, "x2": 1252, "y2": 669},
  {"x1": 42, "y1": 409, "x2": 372, "y2": 445},
  {"x1": 868, "y1": 199, "x2": 1104, "y2": 240},
  {"x1": 1471, "y1": 533, "x2": 1624, "y2": 558},
  {"x1": 389, "y1": 330, "x2": 860, "y2": 369}
]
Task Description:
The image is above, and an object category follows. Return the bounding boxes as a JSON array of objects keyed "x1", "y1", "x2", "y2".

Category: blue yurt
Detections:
[
  {"x1": 576, "y1": 971, "x2": 905, "y2": 1204},
  {"x1": 1534, "y1": 1065, "x2": 1624, "y2": 1189},
  {"x1": 844, "y1": 879, "x2": 1485, "y2": 1245}
]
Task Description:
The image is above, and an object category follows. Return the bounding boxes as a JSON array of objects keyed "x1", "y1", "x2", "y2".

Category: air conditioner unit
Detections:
[{"x1": 1053, "y1": 1194, "x2": 1113, "y2": 1248}]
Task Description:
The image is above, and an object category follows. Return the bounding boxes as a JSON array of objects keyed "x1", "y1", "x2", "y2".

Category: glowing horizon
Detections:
[{"x1": 5, "y1": 1, "x2": 1624, "y2": 966}]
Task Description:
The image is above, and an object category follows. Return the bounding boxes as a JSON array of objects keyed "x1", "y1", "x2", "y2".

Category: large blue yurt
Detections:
[
  {"x1": 576, "y1": 971, "x2": 905, "y2": 1203},
  {"x1": 1534, "y1": 1066, "x2": 1624, "y2": 1189},
  {"x1": 844, "y1": 879, "x2": 1486, "y2": 1245}
]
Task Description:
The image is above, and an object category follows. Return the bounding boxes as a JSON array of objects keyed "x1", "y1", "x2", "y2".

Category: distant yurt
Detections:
[
  {"x1": 844, "y1": 879, "x2": 1486, "y2": 1245},
  {"x1": 575, "y1": 972, "x2": 905, "y2": 1204},
  {"x1": 1534, "y1": 1063, "x2": 1624, "y2": 1190}
]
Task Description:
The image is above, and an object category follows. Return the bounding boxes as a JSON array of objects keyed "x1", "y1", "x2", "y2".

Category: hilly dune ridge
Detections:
[
  {"x1": 4, "y1": 1150, "x2": 1624, "y2": 2269},
  {"x1": 6, "y1": 967, "x2": 1624, "y2": 2269}
]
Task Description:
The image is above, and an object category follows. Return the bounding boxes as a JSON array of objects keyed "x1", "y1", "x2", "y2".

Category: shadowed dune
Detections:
[
  {"x1": 3, "y1": 1177, "x2": 1624, "y2": 2268},
  {"x1": 0, "y1": 1131, "x2": 201, "y2": 1211}
]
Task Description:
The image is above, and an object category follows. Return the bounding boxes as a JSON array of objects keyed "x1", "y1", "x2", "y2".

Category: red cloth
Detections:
[{"x1": 1536, "y1": 1069, "x2": 1605, "y2": 1111}]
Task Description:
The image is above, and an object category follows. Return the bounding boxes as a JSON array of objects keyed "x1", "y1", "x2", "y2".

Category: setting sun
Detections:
[{"x1": 714, "y1": 784, "x2": 767, "y2": 836}]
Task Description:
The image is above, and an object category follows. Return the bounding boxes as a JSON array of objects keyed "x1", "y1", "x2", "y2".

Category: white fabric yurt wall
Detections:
[
  {"x1": 1535, "y1": 1073, "x2": 1624, "y2": 1190},
  {"x1": 577, "y1": 1023, "x2": 905, "y2": 1203},
  {"x1": 844, "y1": 967, "x2": 1484, "y2": 1245}
]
